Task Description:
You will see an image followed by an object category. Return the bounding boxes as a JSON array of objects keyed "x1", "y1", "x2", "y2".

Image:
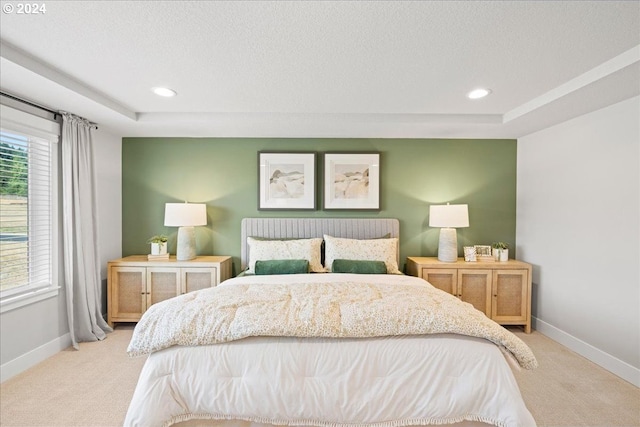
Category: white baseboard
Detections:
[
  {"x1": 0, "y1": 332, "x2": 72, "y2": 383},
  {"x1": 533, "y1": 317, "x2": 640, "y2": 387}
]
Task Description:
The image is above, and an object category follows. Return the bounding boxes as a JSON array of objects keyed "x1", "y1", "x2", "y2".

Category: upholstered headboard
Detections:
[{"x1": 240, "y1": 218, "x2": 400, "y2": 270}]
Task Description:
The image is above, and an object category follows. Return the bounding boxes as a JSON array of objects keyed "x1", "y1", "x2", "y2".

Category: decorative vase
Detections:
[{"x1": 151, "y1": 242, "x2": 167, "y2": 255}]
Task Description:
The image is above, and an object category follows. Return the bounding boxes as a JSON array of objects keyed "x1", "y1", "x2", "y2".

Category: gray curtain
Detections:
[{"x1": 61, "y1": 112, "x2": 112, "y2": 349}]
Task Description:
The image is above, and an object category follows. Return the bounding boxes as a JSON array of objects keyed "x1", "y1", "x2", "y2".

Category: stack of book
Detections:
[{"x1": 147, "y1": 253, "x2": 170, "y2": 261}]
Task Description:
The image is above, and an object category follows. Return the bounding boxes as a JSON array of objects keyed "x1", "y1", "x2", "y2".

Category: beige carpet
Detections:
[{"x1": 0, "y1": 326, "x2": 638, "y2": 427}]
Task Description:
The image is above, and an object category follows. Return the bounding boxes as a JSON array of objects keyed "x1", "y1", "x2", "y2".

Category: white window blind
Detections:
[
  {"x1": 0, "y1": 103, "x2": 59, "y2": 312},
  {"x1": 0, "y1": 129, "x2": 52, "y2": 295}
]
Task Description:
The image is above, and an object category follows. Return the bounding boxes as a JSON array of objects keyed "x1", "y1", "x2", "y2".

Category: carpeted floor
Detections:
[
  {"x1": 511, "y1": 330, "x2": 639, "y2": 426},
  {"x1": 0, "y1": 325, "x2": 144, "y2": 427},
  {"x1": 0, "y1": 326, "x2": 638, "y2": 427}
]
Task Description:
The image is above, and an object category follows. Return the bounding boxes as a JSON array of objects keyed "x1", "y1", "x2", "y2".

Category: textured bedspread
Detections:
[{"x1": 127, "y1": 274, "x2": 536, "y2": 370}]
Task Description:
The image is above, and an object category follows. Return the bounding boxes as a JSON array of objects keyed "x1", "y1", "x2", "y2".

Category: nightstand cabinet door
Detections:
[
  {"x1": 421, "y1": 269, "x2": 458, "y2": 295},
  {"x1": 107, "y1": 255, "x2": 233, "y2": 327},
  {"x1": 147, "y1": 268, "x2": 180, "y2": 305},
  {"x1": 492, "y1": 269, "x2": 528, "y2": 324},
  {"x1": 181, "y1": 268, "x2": 217, "y2": 294},
  {"x1": 111, "y1": 267, "x2": 146, "y2": 321},
  {"x1": 458, "y1": 269, "x2": 492, "y2": 317}
]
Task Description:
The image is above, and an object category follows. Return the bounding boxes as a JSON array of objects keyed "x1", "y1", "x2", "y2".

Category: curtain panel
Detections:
[{"x1": 61, "y1": 112, "x2": 111, "y2": 348}]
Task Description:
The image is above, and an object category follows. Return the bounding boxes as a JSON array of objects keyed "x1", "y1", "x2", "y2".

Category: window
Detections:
[{"x1": 0, "y1": 104, "x2": 60, "y2": 312}]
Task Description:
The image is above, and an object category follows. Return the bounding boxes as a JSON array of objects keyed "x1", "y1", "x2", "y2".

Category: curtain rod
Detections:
[
  {"x1": 0, "y1": 91, "x2": 99, "y2": 129},
  {"x1": 1, "y1": 91, "x2": 59, "y2": 117}
]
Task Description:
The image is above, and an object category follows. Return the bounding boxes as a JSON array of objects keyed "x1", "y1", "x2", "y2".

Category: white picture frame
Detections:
[
  {"x1": 323, "y1": 152, "x2": 380, "y2": 210},
  {"x1": 463, "y1": 246, "x2": 477, "y2": 262},
  {"x1": 258, "y1": 152, "x2": 316, "y2": 210}
]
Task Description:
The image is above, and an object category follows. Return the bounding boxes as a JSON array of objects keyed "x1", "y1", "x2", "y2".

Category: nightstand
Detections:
[
  {"x1": 107, "y1": 255, "x2": 232, "y2": 327},
  {"x1": 407, "y1": 256, "x2": 532, "y2": 333}
]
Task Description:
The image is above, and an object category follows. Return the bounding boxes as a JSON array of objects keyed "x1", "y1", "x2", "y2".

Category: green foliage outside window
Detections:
[{"x1": 0, "y1": 142, "x2": 28, "y2": 197}]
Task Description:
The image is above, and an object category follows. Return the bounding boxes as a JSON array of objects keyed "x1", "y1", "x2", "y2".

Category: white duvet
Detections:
[{"x1": 124, "y1": 274, "x2": 536, "y2": 427}]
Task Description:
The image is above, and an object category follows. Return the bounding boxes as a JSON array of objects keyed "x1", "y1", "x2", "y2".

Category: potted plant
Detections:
[
  {"x1": 147, "y1": 235, "x2": 168, "y2": 255},
  {"x1": 492, "y1": 242, "x2": 509, "y2": 262}
]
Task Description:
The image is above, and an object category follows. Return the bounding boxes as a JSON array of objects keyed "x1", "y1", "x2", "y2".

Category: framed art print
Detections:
[
  {"x1": 323, "y1": 152, "x2": 380, "y2": 210},
  {"x1": 258, "y1": 152, "x2": 316, "y2": 210},
  {"x1": 474, "y1": 245, "x2": 495, "y2": 262},
  {"x1": 474, "y1": 245, "x2": 492, "y2": 257},
  {"x1": 463, "y1": 246, "x2": 477, "y2": 262}
]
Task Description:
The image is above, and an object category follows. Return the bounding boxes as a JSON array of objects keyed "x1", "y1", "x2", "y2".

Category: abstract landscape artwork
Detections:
[
  {"x1": 324, "y1": 153, "x2": 380, "y2": 210},
  {"x1": 333, "y1": 163, "x2": 370, "y2": 199},
  {"x1": 258, "y1": 152, "x2": 316, "y2": 210}
]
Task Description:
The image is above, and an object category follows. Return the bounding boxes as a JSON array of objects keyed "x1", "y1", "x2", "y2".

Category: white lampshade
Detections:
[
  {"x1": 164, "y1": 203, "x2": 207, "y2": 227},
  {"x1": 164, "y1": 203, "x2": 207, "y2": 261},
  {"x1": 429, "y1": 204, "x2": 469, "y2": 263},
  {"x1": 429, "y1": 204, "x2": 469, "y2": 228}
]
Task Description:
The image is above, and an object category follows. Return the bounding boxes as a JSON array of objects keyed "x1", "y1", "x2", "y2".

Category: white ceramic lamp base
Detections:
[
  {"x1": 176, "y1": 226, "x2": 197, "y2": 261},
  {"x1": 437, "y1": 227, "x2": 458, "y2": 262}
]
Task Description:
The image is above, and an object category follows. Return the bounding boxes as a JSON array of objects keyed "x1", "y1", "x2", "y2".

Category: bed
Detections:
[{"x1": 124, "y1": 218, "x2": 537, "y2": 427}]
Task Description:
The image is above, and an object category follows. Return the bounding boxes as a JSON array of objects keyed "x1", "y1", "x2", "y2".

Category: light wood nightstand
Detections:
[
  {"x1": 407, "y1": 256, "x2": 532, "y2": 333},
  {"x1": 107, "y1": 255, "x2": 232, "y2": 327}
]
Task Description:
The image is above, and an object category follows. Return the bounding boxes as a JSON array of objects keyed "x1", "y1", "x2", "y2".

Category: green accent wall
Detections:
[{"x1": 122, "y1": 138, "x2": 517, "y2": 275}]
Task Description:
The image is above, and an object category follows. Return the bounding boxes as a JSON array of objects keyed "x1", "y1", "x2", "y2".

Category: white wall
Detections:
[
  {"x1": 0, "y1": 126, "x2": 121, "y2": 381},
  {"x1": 93, "y1": 128, "x2": 123, "y2": 313},
  {"x1": 517, "y1": 96, "x2": 639, "y2": 386}
]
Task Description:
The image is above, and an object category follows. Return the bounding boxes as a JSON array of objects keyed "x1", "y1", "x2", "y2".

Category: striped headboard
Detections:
[{"x1": 240, "y1": 218, "x2": 400, "y2": 270}]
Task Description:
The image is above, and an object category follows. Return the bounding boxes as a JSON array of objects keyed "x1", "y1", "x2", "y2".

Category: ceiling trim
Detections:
[
  {"x1": 0, "y1": 40, "x2": 137, "y2": 121},
  {"x1": 136, "y1": 112, "x2": 503, "y2": 125},
  {"x1": 503, "y1": 44, "x2": 640, "y2": 123}
]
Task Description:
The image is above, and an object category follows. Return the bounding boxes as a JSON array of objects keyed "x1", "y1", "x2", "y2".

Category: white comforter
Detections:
[{"x1": 125, "y1": 274, "x2": 536, "y2": 427}]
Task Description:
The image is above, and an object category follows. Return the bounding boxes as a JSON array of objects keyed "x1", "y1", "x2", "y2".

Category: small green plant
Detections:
[
  {"x1": 147, "y1": 235, "x2": 168, "y2": 244},
  {"x1": 492, "y1": 241, "x2": 509, "y2": 250}
]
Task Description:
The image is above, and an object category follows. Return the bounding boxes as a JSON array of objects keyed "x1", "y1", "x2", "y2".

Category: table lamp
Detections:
[
  {"x1": 429, "y1": 203, "x2": 469, "y2": 262},
  {"x1": 164, "y1": 202, "x2": 207, "y2": 261}
]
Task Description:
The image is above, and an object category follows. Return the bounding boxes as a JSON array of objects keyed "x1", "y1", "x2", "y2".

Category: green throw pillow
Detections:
[
  {"x1": 332, "y1": 259, "x2": 387, "y2": 274},
  {"x1": 254, "y1": 259, "x2": 309, "y2": 275}
]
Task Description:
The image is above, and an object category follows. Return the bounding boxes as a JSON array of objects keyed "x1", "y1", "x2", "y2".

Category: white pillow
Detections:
[
  {"x1": 247, "y1": 237, "x2": 324, "y2": 274},
  {"x1": 323, "y1": 234, "x2": 401, "y2": 274}
]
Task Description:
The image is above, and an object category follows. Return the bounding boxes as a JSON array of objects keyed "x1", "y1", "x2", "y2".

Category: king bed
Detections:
[{"x1": 124, "y1": 218, "x2": 537, "y2": 427}]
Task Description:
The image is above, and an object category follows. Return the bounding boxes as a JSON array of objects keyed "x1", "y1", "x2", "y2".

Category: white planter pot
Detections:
[
  {"x1": 151, "y1": 242, "x2": 167, "y2": 255},
  {"x1": 492, "y1": 248, "x2": 509, "y2": 261}
]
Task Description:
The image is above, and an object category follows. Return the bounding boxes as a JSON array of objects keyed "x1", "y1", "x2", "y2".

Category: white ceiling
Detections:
[{"x1": 0, "y1": 1, "x2": 638, "y2": 139}]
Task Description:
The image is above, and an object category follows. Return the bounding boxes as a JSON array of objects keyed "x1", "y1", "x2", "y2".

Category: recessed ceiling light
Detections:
[
  {"x1": 152, "y1": 87, "x2": 177, "y2": 97},
  {"x1": 467, "y1": 88, "x2": 491, "y2": 99}
]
